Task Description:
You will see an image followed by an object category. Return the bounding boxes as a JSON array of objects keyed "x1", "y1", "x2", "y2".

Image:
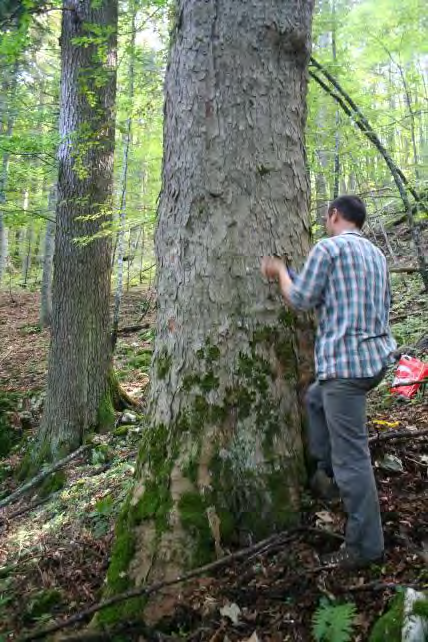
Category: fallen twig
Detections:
[
  {"x1": 117, "y1": 322, "x2": 150, "y2": 335},
  {"x1": 389, "y1": 266, "x2": 421, "y2": 274},
  {"x1": 369, "y1": 428, "x2": 428, "y2": 443},
  {"x1": 0, "y1": 445, "x2": 90, "y2": 511},
  {"x1": 304, "y1": 527, "x2": 344, "y2": 541},
  {"x1": 20, "y1": 529, "x2": 298, "y2": 641},
  {"x1": 5, "y1": 497, "x2": 50, "y2": 521},
  {"x1": 344, "y1": 580, "x2": 425, "y2": 593}
]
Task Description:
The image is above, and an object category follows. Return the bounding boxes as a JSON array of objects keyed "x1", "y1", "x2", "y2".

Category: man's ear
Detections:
[{"x1": 330, "y1": 208, "x2": 339, "y2": 223}]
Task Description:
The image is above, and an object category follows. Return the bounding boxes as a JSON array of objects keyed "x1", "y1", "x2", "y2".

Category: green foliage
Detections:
[
  {"x1": 88, "y1": 495, "x2": 115, "y2": 537},
  {"x1": 312, "y1": 600, "x2": 357, "y2": 642},
  {"x1": 24, "y1": 588, "x2": 62, "y2": 622},
  {"x1": 0, "y1": 392, "x2": 20, "y2": 457},
  {"x1": 91, "y1": 444, "x2": 113, "y2": 465},
  {"x1": 38, "y1": 470, "x2": 66, "y2": 498},
  {"x1": 412, "y1": 597, "x2": 428, "y2": 618},
  {"x1": 369, "y1": 594, "x2": 403, "y2": 642}
]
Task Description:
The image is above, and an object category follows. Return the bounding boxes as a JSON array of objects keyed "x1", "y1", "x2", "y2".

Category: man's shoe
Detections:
[
  {"x1": 310, "y1": 469, "x2": 340, "y2": 502},
  {"x1": 321, "y1": 546, "x2": 383, "y2": 570}
]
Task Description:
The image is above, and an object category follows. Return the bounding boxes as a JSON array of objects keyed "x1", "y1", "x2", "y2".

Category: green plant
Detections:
[
  {"x1": 312, "y1": 600, "x2": 357, "y2": 642},
  {"x1": 88, "y1": 495, "x2": 115, "y2": 538}
]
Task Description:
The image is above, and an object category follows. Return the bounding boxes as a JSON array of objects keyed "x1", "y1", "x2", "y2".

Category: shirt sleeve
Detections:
[{"x1": 288, "y1": 243, "x2": 332, "y2": 311}]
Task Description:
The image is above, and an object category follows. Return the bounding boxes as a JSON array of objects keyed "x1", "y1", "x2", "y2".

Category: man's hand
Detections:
[
  {"x1": 261, "y1": 256, "x2": 293, "y2": 304},
  {"x1": 261, "y1": 256, "x2": 284, "y2": 280}
]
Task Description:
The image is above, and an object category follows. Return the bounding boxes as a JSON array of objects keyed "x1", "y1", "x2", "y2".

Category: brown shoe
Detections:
[{"x1": 310, "y1": 469, "x2": 340, "y2": 502}]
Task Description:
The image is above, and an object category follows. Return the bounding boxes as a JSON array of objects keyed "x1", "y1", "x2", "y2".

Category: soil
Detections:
[{"x1": 0, "y1": 287, "x2": 427, "y2": 641}]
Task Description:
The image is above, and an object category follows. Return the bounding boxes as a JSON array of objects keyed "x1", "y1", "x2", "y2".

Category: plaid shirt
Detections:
[{"x1": 289, "y1": 230, "x2": 396, "y2": 379}]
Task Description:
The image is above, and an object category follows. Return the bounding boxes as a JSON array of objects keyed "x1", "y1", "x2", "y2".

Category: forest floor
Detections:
[{"x1": 0, "y1": 277, "x2": 427, "y2": 642}]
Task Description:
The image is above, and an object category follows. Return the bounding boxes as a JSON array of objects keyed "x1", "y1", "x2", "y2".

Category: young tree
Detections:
[
  {"x1": 33, "y1": 0, "x2": 118, "y2": 464},
  {"x1": 40, "y1": 186, "x2": 56, "y2": 327},
  {"x1": 100, "y1": 0, "x2": 315, "y2": 624}
]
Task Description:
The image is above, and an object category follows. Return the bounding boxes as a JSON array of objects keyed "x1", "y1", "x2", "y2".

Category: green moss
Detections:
[
  {"x1": 97, "y1": 391, "x2": 115, "y2": 432},
  {"x1": 0, "y1": 391, "x2": 20, "y2": 458},
  {"x1": 206, "y1": 345, "x2": 220, "y2": 362},
  {"x1": 274, "y1": 337, "x2": 296, "y2": 371},
  {"x1": 266, "y1": 469, "x2": 299, "y2": 527},
  {"x1": 24, "y1": 589, "x2": 62, "y2": 621},
  {"x1": 97, "y1": 498, "x2": 145, "y2": 626},
  {"x1": 278, "y1": 308, "x2": 295, "y2": 327},
  {"x1": 178, "y1": 492, "x2": 214, "y2": 567},
  {"x1": 38, "y1": 470, "x2": 67, "y2": 497},
  {"x1": 17, "y1": 441, "x2": 52, "y2": 481},
  {"x1": 133, "y1": 480, "x2": 172, "y2": 532},
  {"x1": 182, "y1": 457, "x2": 199, "y2": 484},
  {"x1": 413, "y1": 596, "x2": 428, "y2": 618},
  {"x1": 369, "y1": 594, "x2": 404, "y2": 642},
  {"x1": 99, "y1": 424, "x2": 176, "y2": 626},
  {"x1": 128, "y1": 350, "x2": 152, "y2": 370},
  {"x1": 225, "y1": 386, "x2": 255, "y2": 420},
  {"x1": 182, "y1": 371, "x2": 219, "y2": 393},
  {"x1": 199, "y1": 372, "x2": 220, "y2": 392},
  {"x1": 0, "y1": 428, "x2": 12, "y2": 458},
  {"x1": 113, "y1": 425, "x2": 130, "y2": 437},
  {"x1": 157, "y1": 350, "x2": 172, "y2": 380},
  {"x1": 216, "y1": 507, "x2": 235, "y2": 541},
  {"x1": 106, "y1": 502, "x2": 135, "y2": 593}
]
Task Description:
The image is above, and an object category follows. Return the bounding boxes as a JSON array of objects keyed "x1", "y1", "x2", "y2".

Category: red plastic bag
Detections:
[{"x1": 390, "y1": 355, "x2": 428, "y2": 399}]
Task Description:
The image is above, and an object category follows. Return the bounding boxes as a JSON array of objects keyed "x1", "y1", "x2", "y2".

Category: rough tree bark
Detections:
[
  {"x1": 32, "y1": 0, "x2": 118, "y2": 466},
  {"x1": 100, "y1": 0, "x2": 315, "y2": 626}
]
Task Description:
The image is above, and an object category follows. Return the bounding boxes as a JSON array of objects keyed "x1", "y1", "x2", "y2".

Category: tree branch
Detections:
[
  {"x1": 0, "y1": 445, "x2": 90, "y2": 511},
  {"x1": 20, "y1": 530, "x2": 299, "y2": 641},
  {"x1": 369, "y1": 428, "x2": 428, "y2": 443},
  {"x1": 309, "y1": 58, "x2": 428, "y2": 290}
]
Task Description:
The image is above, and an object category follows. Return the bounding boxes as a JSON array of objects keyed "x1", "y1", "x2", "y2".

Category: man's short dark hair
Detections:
[{"x1": 328, "y1": 195, "x2": 366, "y2": 229}]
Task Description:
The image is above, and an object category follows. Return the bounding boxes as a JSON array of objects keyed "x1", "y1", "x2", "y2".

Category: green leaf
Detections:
[{"x1": 312, "y1": 601, "x2": 357, "y2": 642}]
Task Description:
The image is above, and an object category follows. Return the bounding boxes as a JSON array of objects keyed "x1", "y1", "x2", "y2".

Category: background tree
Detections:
[
  {"x1": 100, "y1": 0, "x2": 315, "y2": 624},
  {"x1": 31, "y1": 0, "x2": 119, "y2": 466}
]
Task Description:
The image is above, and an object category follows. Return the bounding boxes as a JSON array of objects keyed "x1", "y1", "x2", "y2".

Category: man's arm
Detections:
[{"x1": 261, "y1": 244, "x2": 332, "y2": 311}]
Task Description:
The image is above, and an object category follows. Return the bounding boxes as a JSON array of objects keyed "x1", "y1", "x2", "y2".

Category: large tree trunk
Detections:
[
  {"x1": 100, "y1": 0, "x2": 314, "y2": 626},
  {"x1": 34, "y1": 0, "x2": 118, "y2": 464}
]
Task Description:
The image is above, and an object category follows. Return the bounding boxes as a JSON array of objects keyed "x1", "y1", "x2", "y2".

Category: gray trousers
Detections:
[{"x1": 305, "y1": 372, "x2": 385, "y2": 559}]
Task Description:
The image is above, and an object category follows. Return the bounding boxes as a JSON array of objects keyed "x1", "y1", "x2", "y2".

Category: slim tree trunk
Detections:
[
  {"x1": 40, "y1": 186, "x2": 56, "y2": 327},
  {"x1": 20, "y1": 191, "x2": 31, "y2": 284},
  {"x1": 0, "y1": 64, "x2": 17, "y2": 285},
  {"x1": 0, "y1": 222, "x2": 8, "y2": 281},
  {"x1": 34, "y1": 0, "x2": 118, "y2": 465},
  {"x1": 100, "y1": 0, "x2": 314, "y2": 626},
  {"x1": 331, "y1": 0, "x2": 340, "y2": 198},
  {"x1": 112, "y1": 0, "x2": 137, "y2": 350}
]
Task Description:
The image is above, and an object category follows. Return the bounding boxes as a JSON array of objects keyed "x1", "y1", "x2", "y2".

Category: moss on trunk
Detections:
[{"x1": 100, "y1": 326, "x2": 306, "y2": 626}]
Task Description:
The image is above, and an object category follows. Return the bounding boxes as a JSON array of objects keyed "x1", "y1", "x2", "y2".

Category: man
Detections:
[{"x1": 261, "y1": 195, "x2": 396, "y2": 569}]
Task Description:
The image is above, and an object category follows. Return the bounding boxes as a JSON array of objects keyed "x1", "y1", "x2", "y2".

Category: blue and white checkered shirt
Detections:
[{"x1": 289, "y1": 230, "x2": 396, "y2": 380}]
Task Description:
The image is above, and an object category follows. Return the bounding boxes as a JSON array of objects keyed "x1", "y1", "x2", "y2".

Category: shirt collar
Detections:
[{"x1": 340, "y1": 229, "x2": 362, "y2": 236}]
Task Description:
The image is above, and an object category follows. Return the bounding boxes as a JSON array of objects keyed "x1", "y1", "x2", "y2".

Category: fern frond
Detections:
[{"x1": 312, "y1": 601, "x2": 357, "y2": 642}]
